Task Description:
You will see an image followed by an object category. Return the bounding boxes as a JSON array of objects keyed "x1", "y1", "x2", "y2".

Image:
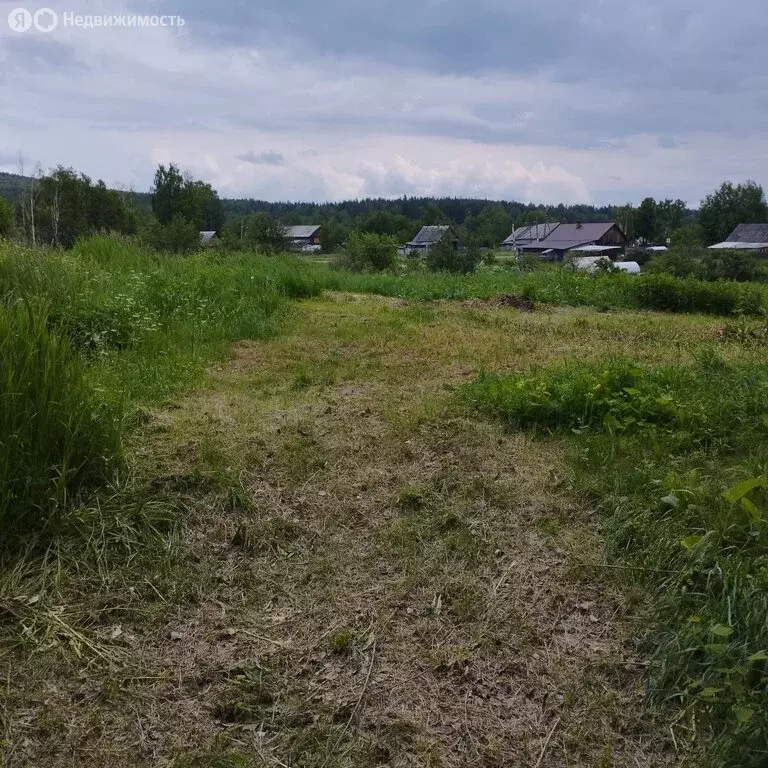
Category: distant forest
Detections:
[{"x1": 1, "y1": 169, "x2": 698, "y2": 248}]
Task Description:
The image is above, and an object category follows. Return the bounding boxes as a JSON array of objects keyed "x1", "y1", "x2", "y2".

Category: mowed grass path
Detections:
[{"x1": 4, "y1": 294, "x2": 733, "y2": 767}]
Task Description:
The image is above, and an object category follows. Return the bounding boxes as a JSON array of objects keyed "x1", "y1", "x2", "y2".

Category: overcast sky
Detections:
[{"x1": 1, "y1": 0, "x2": 766, "y2": 206}]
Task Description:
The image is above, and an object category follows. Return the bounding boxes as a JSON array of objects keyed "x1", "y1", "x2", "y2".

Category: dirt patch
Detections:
[{"x1": 458, "y1": 294, "x2": 536, "y2": 312}]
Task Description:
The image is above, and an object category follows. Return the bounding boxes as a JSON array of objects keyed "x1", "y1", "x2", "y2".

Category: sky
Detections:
[{"x1": 0, "y1": 0, "x2": 766, "y2": 206}]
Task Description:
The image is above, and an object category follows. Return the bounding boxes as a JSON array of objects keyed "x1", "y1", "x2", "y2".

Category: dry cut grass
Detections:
[{"x1": 2, "y1": 294, "x2": 739, "y2": 767}]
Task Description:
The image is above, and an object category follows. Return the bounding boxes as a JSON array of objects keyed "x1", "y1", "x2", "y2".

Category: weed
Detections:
[
  {"x1": 0, "y1": 302, "x2": 121, "y2": 550},
  {"x1": 464, "y1": 356, "x2": 768, "y2": 762},
  {"x1": 328, "y1": 628, "x2": 357, "y2": 654},
  {"x1": 397, "y1": 483, "x2": 428, "y2": 510}
]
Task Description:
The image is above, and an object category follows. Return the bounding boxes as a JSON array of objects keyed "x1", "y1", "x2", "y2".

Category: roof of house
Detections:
[
  {"x1": 536, "y1": 222, "x2": 619, "y2": 249},
  {"x1": 286, "y1": 225, "x2": 321, "y2": 239},
  {"x1": 199, "y1": 231, "x2": 217, "y2": 244},
  {"x1": 569, "y1": 244, "x2": 622, "y2": 253},
  {"x1": 407, "y1": 225, "x2": 450, "y2": 246},
  {"x1": 501, "y1": 222, "x2": 560, "y2": 245},
  {"x1": 725, "y1": 223, "x2": 768, "y2": 243},
  {"x1": 709, "y1": 241, "x2": 768, "y2": 250}
]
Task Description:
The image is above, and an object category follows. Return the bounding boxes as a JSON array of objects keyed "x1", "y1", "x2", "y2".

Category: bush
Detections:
[
  {"x1": 426, "y1": 238, "x2": 480, "y2": 274},
  {"x1": 0, "y1": 302, "x2": 121, "y2": 549},
  {"x1": 632, "y1": 273, "x2": 764, "y2": 315},
  {"x1": 147, "y1": 216, "x2": 200, "y2": 254},
  {"x1": 645, "y1": 249, "x2": 702, "y2": 278},
  {"x1": 703, "y1": 251, "x2": 768, "y2": 283},
  {"x1": 338, "y1": 232, "x2": 398, "y2": 273},
  {"x1": 646, "y1": 248, "x2": 768, "y2": 284}
]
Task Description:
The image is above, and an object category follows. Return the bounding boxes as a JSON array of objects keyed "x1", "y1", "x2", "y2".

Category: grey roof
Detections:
[
  {"x1": 709, "y1": 241, "x2": 768, "y2": 250},
  {"x1": 199, "y1": 231, "x2": 217, "y2": 245},
  {"x1": 538, "y1": 222, "x2": 618, "y2": 248},
  {"x1": 407, "y1": 225, "x2": 450, "y2": 246},
  {"x1": 501, "y1": 222, "x2": 559, "y2": 246},
  {"x1": 286, "y1": 224, "x2": 321, "y2": 239},
  {"x1": 725, "y1": 223, "x2": 768, "y2": 243},
  {"x1": 569, "y1": 244, "x2": 622, "y2": 253}
]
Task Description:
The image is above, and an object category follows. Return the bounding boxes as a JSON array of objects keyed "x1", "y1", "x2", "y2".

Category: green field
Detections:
[{"x1": 1, "y1": 239, "x2": 768, "y2": 767}]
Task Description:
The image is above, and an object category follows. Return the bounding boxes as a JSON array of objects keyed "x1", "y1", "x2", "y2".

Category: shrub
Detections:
[
  {"x1": 426, "y1": 238, "x2": 480, "y2": 274},
  {"x1": 702, "y1": 251, "x2": 768, "y2": 283},
  {"x1": 632, "y1": 273, "x2": 764, "y2": 315},
  {"x1": 645, "y1": 250, "x2": 702, "y2": 279},
  {"x1": 338, "y1": 232, "x2": 398, "y2": 273},
  {"x1": 147, "y1": 216, "x2": 200, "y2": 254},
  {"x1": 0, "y1": 302, "x2": 121, "y2": 549}
]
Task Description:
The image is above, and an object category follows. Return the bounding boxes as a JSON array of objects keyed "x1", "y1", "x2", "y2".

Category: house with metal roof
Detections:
[
  {"x1": 199, "y1": 230, "x2": 219, "y2": 247},
  {"x1": 286, "y1": 224, "x2": 322, "y2": 251},
  {"x1": 521, "y1": 222, "x2": 627, "y2": 260},
  {"x1": 708, "y1": 224, "x2": 768, "y2": 254},
  {"x1": 404, "y1": 225, "x2": 457, "y2": 254},
  {"x1": 500, "y1": 223, "x2": 560, "y2": 251}
]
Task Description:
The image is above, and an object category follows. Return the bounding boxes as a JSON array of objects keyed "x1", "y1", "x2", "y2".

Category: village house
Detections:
[
  {"x1": 199, "y1": 231, "x2": 218, "y2": 247},
  {"x1": 499, "y1": 222, "x2": 560, "y2": 251},
  {"x1": 404, "y1": 225, "x2": 458, "y2": 255},
  {"x1": 708, "y1": 224, "x2": 768, "y2": 255},
  {"x1": 286, "y1": 224, "x2": 322, "y2": 251},
  {"x1": 512, "y1": 222, "x2": 627, "y2": 260}
]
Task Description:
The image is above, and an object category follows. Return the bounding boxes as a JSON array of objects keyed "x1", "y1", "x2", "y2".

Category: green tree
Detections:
[
  {"x1": 635, "y1": 198, "x2": 658, "y2": 244},
  {"x1": 0, "y1": 197, "x2": 14, "y2": 238},
  {"x1": 698, "y1": 181, "x2": 768, "y2": 245},
  {"x1": 150, "y1": 164, "x2": 223, "y2": 251},
  {"x1": 243, "y1": 212, "x2": 287, "y2": 254},
  {"x1": 615, "y1": 203, "x2": 635, "y2": 242},
  {"x1": 148, "y1": 216, "x2": 200, "y2": 254},
  {"x1": 656, "y1": 198, "x2": 687, "y2": 241},
  {"x1": 88, "y1": 181, "x2": 128, "y2": 234},
  {"x1": 426, "y1": 234, "x2": 479, "y2": 274},
  {"x1": 473, "y1": 204, "x2": 514, "y2": 247},
  {"x1": 320, "y1": 218, "x2": 349, "y2": 254},
  {"x1": 669, "y1": 223, "x2": 703, "y2": 250},
  {"x1": 178, "y1": 179, "x2": 223, "y2": 232},
  {"x1": 339, "y1": 232, "x2": 398, "y2": 272},
  {"x1": 151, "y1": 164, "x2": 185, "y2": 225},
  {"x1": 516, "y1": 209, "x2": 548, "y2": 227}
]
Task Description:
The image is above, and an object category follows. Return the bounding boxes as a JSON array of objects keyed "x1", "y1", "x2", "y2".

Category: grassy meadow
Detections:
[{"x1": 2, "y1": 240, "x2": 768, "y2": 766}]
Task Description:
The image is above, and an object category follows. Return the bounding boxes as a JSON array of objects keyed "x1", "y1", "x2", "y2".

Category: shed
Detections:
[
  {"x1": 724, "y1": 223, "x2": 768, "y2": 244},
  {"x1": 199, "y1": 231, "x2": 218, "y2": 247},
  {"x1": 709, "y1": 224, "x2": 768, "y2": 255},
  {"x1": 286, "y1": 225, "x2": 322, "y2": 250},
  {"x1": 404, "y1": 225, "x2": 457, "y2": 254}
]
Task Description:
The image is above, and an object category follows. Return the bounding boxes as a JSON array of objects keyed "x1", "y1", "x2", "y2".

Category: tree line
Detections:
[{"x1": 0, "y1": 166, "x2": 766, "y2": 252}]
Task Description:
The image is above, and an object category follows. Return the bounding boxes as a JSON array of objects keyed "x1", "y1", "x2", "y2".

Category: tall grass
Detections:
[
  {"x1": 0, "y1": 301, "x2": 120, "y2": 549},
  {"x1": 0, "y1": 235, "x2": 324, "y2": 549},
  {"x1": 317, "y1": 265, "x2": 767, "y2": 316},
  {"x1": 463, "y1": 355, "x2": 768, "y2": 764}
]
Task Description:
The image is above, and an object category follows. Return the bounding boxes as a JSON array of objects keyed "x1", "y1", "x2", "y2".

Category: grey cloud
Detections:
[
  {"x1": 1, "y1": 0, "x2": 766, "y2": 205},
  {"x1": 146, "y1": 0, "x2": 766, "y2": 93},
  {"x1": 236, "y1": 150, "x2": 286, "y2": 166}
]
